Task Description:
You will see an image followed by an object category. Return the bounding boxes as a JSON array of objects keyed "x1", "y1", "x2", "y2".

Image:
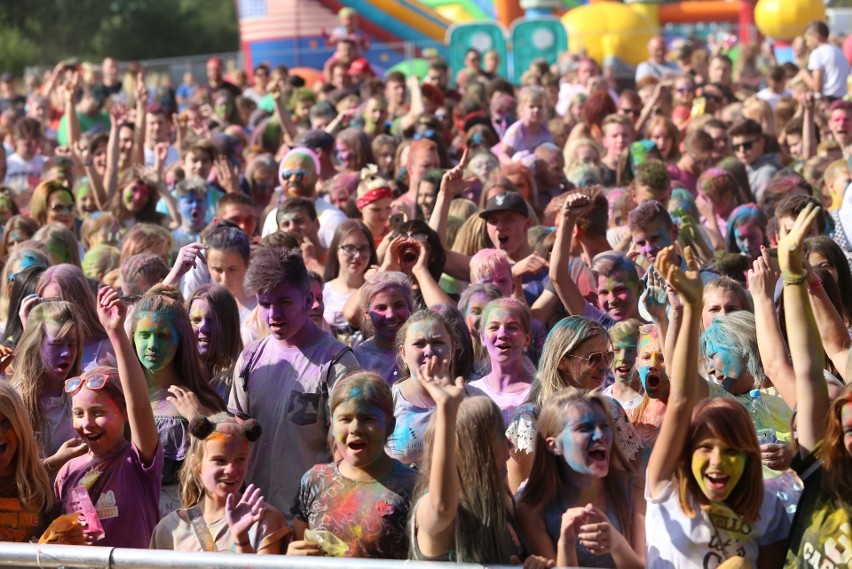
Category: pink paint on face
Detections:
[
  {"x1": 631, "y1": 221, "x2": 675, "y2": 264},
  {"x1": 42, "y1": 320, "x2": 78, "y2": 385},
  {"x1": 368, "y1": 290, "x2": 410, "y2": 343},
  {"x1": 188, "y1": 299, "x2": 213, "y2": 357},
  {"x1": 477, "y1": 265, "x2": 513, "y2": 296},
  {"x1": 596, "y1": 275, "x2": 638, "y2": 322},
  {"x1": 72, "y1": 388, "x2": 127, "y2": 456},
  {"x1": 198, "y1": 433, "x2": 250, "y2": 501},
  {"x1": 734, "y1": 219, "x2": 764, "y2": 260},
  {"x1": 482, "y1": 308, "x2": 529, "y2": 365}
]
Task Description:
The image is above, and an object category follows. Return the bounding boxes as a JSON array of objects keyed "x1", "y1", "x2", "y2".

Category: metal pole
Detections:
[{"x1": 0, "y1": 542, "x2": 533, "y2": 569}]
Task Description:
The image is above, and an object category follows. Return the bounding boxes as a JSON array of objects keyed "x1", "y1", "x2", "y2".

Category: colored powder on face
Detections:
[
  {"x1": 691, "y1": 445, "x2": 746, "y2": 501},
  {"x1": 705, "y1": 339, "x2": 745, "y2": 391}
]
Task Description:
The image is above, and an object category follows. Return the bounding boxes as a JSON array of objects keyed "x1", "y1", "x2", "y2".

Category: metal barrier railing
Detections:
[{"x1": 0, "y1": 542, "x2": 533, "y2": 569}]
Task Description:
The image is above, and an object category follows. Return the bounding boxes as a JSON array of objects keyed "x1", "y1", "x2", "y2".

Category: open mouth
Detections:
[
  {"x1": 84, "y1": 432, "x2": 104, "y2": 443},
  {"x1": 646, "y1": 374, "x2": 661, "y2": 390},
  {"x1": 588, "y1": 448, "x2": 607, "y2": 462},
  {"x1": 615, "y1": 366, "x2": 631, "y2": 376},
  {"x1": 0, "y1": 442, "x2": 7, "y2": 454},
  {"x1": 348, "y1": 440, "x2": 367, "y2": 451},
  {"x1": 497, "y1": 235, "x2": 509, "y2": 245},
  {"x1": 705, "y1": 473, "x2": 730, "y2": 490}
]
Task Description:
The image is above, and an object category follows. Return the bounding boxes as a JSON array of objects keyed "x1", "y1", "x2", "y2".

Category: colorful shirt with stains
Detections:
[
  {"x1": 293, "y1": 460, "x2": 416, "y2": 559},
  {"x1": 785, "y1": 450, "x2": 852, "y2": 569}
]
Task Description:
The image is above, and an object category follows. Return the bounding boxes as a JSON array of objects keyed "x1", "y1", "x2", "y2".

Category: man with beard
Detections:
[{"x1": 260, "y1": 148, "x2": 347, "y2": 245}]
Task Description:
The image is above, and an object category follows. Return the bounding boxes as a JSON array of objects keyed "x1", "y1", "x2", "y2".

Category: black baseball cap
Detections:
[{"x1": 479, "y1": 191, "x2": 528, "y2": 219}]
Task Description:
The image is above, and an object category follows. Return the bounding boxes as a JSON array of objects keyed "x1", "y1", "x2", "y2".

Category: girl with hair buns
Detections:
[
  {"x1": 128, "y1": 285, "x2": 225, "y2": 517},
  {"x1": 151, "y1": 413, "x2": 289, "y2": 554},
  {"x1": 355, "y1": 165, "x2": 394, "y2": 246}
]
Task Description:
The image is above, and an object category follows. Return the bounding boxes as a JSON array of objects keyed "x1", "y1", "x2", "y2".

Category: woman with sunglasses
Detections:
[
  {"x1": 28, "y1": 180, "x2": 75, "y2": 231},
  {"x1": 55, "y1": 287, "x2": 163, "y2": 548},
  {"x1": 506, "y1": 316, "x2": 641, "y2": 492}
]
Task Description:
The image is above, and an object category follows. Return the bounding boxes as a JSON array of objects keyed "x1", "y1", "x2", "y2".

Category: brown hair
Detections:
[{"x1": 676, "y1": 398, "x2": 763, "y2": 522}]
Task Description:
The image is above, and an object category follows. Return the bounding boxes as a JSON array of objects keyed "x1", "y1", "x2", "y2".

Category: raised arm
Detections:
[
  {"x1": 800, "y1": 93, "x2": 816, "y2": 161},
  {"x1": 153, "y1": 143, "x2": 181, "y2": 230},
  {"x1": 778, "y1": 204, "x2": 829, "y2": 454},
  {"x1": 550, "y1": 190, "x2": 593, "y2": 317},
  {"x1": 808, "y1": 278, "x2": 851, "y2": 382},
  {"x1": 647, "y1": 246, "x2": 703, "y2": 497},
  {"x1": 411, "y1": 240, "x2": 454, "y2": 308},
  {"x1": 399, "y1": 75, "x2": 425, "y2": 134},
  {"x1": 748, "y1": 252, "x2": 796, "y2": 409},
  {"x1": 414, "y1": 356, "x2": 466, "y2": 558},
  {"x1": 269, "y1": 81, "x2": 298, "y2": 144},
  {"x1": 96, "y1": 287, "x2": 159, "y2": 462},
  {"x1": 133, "y1": 73, "x2": 148, "y2": 168},
  {"x1": 98, "y1": 103, "x2": 128, "y2": 210},
  {"x1": 430, "y1": 148, "x2": 473, "y2": 247},
  {"x1": 63, "y1": 72, "x2": 81, "y2": 148}
]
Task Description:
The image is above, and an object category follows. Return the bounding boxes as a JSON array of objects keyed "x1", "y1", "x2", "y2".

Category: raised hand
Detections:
[
  {"x1": 777, "y1": 203, "x2": 820, "y2": 276},
  {"x1": 165, "y1": 242, "x2": 207, "y2": 285},
  {"x1": 153, "y1": 142, "x2": 169, "y2": 171},
  {"x1": 560, "y1": 188, "x2": 594, "y2": 226},
  {"x1": 655, "y1": 245, "x2": 703, "y2": 306},
  {"x1": 440, "y1": 147, "x2": 477, "y2": 198},
  {"x1": 512, "y1": 253, "x2": 549, "y2": 278},
  {"x1": 641, "y1": 266, "x2": 668, "y2": 322},
  {"x1": 575, "y1": 505, "x2": 612, "y2": 556},
  {"x1": 226, "y1": 484, "x2": 265, "y2": 546},
  {"x1": 135, "y1": 72, "x2": 148, "y2": 106},
  {"x1": 109, "y1": 102, "x2": 129, "y2": 126},
  {"x1": 747, "y1": 250, "x2": 778, "y2": 300},
  {"x1": 96, "y1": 286, "x2": 127, "y2": 335},
  {"x1": 166, "y1": 385, "x2": 203, "y2": 420},
  {"x1": 418, "y1": 356, "x2": 465, "y2": 410},
  {"x1": 215, "y1": 155, "x2": 239, "y2": 194}
]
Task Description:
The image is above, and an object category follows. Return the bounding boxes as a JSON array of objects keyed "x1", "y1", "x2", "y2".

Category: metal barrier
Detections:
[{"x1": 0, "y1": 542, "x2": 531, "y2": 569}]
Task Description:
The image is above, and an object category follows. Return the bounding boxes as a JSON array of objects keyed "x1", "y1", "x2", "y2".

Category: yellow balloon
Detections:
[
  {"x1": 754, "y1": 0, "x2": 825, "y2": 41},
  {"x1": 436, "y1": 4, "x2": 475, "y2": 22},
  {"x1": 562, "y1": 3, "x2": 656, "y2": 67}
]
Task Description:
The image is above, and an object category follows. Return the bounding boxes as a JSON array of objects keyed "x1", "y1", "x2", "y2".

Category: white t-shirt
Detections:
[
  {"x1": 808, "y1": 43, "x2": 850, "y2": 99},
  {"x1": 635, "y1": 60, "x2": 681, "y2": 83},
  {"x1": 755, "y1": 87, "x2": 791, "y2": 110},
  {"x1": 261, "y1": 195, "x2": 348, "y2": 248},
  {"x1": 645, "y1": 477, "x2": 791, "y2": 568},
  {"x1": 143, "y1": 145, "x2": 181, "y2": 169},
  {"x1": 4, "y1": 153, "x2": 45, "y2": 211}
]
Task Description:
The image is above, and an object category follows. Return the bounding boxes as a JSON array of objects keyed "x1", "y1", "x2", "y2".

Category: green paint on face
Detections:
[
  {"x1": 133, "y1": 311, "x2": 180, "y2": 373},
  {"x1": 691, "y1": 439, "x2": 746, "y2": 503}
]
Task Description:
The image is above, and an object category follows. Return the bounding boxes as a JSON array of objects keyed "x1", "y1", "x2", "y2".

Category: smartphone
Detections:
[
  {"x1": 766, "y1": 248, "x2": 780, "y2": 272},
  {"x1": 389, "y1": 213, "x2": 406, "y2": 232}
]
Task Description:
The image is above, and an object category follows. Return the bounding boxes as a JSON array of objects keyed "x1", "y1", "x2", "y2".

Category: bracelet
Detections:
[{"x1": 781, "y1": 271, "x2": 808, "y2": 285}]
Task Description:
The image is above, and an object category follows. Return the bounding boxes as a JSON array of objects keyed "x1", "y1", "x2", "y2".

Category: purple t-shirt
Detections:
[
  {"x1": 55, "y1": 441, "x2": 163, "y2": 548},
  {"x1": 502, "y1": 121, "x2": 554, "y2": 154}
]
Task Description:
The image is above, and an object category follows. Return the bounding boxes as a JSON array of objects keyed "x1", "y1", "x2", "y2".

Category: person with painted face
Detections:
[
  {"x1": 724, "y1": 204, "x2": 768, "y2": 262},
  {"x1": 151, "y1": 413, "x2": 289, "y2": 554},
  {"x1": 386, "y1": 310, "x2": 485, "y2": 468},
  {"x1": 628, "y1": 324, "x2": 671, "y2": 454},
  {"x1": 128, "y1": 285, "x2": 225, "y2": 517},
  {"x1": 55, "y1": 287, "x2": 164, "y2": 548},
  {"x1": 185, "y1": 284, "x2": 243, "y2": 401},
  {"x1": 468, "y1": 298, "x2": 535, "y2": 426},
  {"x1": 289, "y1": 372, "x2": 416, "y2": 558},
  {"x1": 10, "y1": 301, "x2": 86, "y2": 471},
  {"x1": 646, "y1": 245, "x2": 791, "y2": 568},
  {"x1": 602, "y1": 319, "x2": 642, "y2": 412},
  {"x1": 353, "y1": 272, "x2": 412, "y2": 386},
  {"x1": 229, "y1": 248, "x2": 360, "y2": 524},
  {"x1": 517, "y1": 388, "x2": 644, "y2": 568},
  {"x1": 171, "y1": 177, "x2": 208, "y2": 252},
  {"x1": 260, "y1": 148, "x2": 347, "y2": 247}
]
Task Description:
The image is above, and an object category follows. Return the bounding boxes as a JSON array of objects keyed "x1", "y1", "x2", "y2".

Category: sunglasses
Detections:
[
  {"x1": 280, "y1": 168, "x2": 308, "y2": 180},
  {"x1": 620, "y1": 108, "x2": 641, "y2": 117},
  {"x1": 50, "y1": 204, "x2": 75, "y2": 214},
  {"x1": 732, "y1": 140, "x2": 757, "y2": 152},
  {"x1": 565, "y1": 351, "x2": 615, "y2": 367},
  {"x1": 397, "y1": 232, "x2": 428, "y2": 242},
  {"x1": 413, "y1": 129, "x2": 436, "y2": 141},
  {"x1": 676, "y1": 87, "x2": 694, "y2": 93},
  {"x1": 64, "y1": 373, "x2": 110, "y2": 396}
]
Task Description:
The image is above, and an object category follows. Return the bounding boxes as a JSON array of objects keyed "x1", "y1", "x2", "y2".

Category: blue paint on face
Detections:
[
  {"x1": 179, "y1": 192, "x2": 207, "y2": 231},
  {"x1": 705, "y1": 340, "x2": 746, "y2": 393},
  {"x1": 557, "y1": 402, "x2": 612, "y2": 478}
]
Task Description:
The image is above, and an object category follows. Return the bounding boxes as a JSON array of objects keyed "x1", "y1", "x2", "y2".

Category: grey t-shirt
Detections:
[{"x1": 228, "y1": 333, "x2": 360, "y2": 522}]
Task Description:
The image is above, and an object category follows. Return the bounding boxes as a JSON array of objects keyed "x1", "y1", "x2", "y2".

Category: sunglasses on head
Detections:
[
  {"x1": 732, "y1": 140, "x2": 757, "y2": 152},
  {"x1": 64, "y1": 373, "x2": 110, "y2": 395},
  {"x1": 566, "y1": 350, "x2": 615, "y2": 367}
]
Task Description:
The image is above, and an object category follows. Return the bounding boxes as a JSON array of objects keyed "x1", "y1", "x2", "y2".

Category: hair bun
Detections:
[
  {"x1": 241, "y1": 419, "x2": 262, "y2": 442},
  {"x1": 144, "y1": 283, "x2": 185, "y2": 304},
  {"x1": 189, "y1": 415, "x2": 215, "y2": 439}
]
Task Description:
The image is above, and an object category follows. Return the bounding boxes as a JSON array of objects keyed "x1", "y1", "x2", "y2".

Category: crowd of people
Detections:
[{"x1": 0, "y1": 8, "x2": 849, "y2": 568}]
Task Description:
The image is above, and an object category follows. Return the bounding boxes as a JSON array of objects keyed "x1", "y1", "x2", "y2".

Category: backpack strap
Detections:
[
  {"x1": 316, "y1": 345, "x2": 354, "y2": 428},
  {"x1": 186, "y1": 505, "x2": 218, "y2": 552},
  {"x1": 238, "y1": 340, "x2": 265, "y2": 394}
]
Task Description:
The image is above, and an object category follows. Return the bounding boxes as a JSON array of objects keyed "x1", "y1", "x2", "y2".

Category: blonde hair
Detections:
[
  {"x1": 742, "y1": 96, "x2": 777, "y2": 136},
  {"x1": 528, "y1": 316, "x2": 609, "y2": 407},
  {"x1": 413, "y1": 396, "x2": 511, "y2": 563},
  {"x1": 0, "y1": 382, "x2": 53, "y2": 512},
  {"x1": 451, "y1": 215, "x2": 488, "y2": 256},
  {"x1": 11, "y1": 301, "x2": 83, "y2": 451},
  {"x1": 519, "y1": 388, "x2": 633, "y2": 543}
]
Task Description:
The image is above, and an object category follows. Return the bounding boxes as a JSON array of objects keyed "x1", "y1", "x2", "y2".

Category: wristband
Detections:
[
  {"x1": 808, "y1": 277, "x2": 823, "y2": 294},
  {"x1": 781, "y1": 271, "x2": 808, "y2": 285}
]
